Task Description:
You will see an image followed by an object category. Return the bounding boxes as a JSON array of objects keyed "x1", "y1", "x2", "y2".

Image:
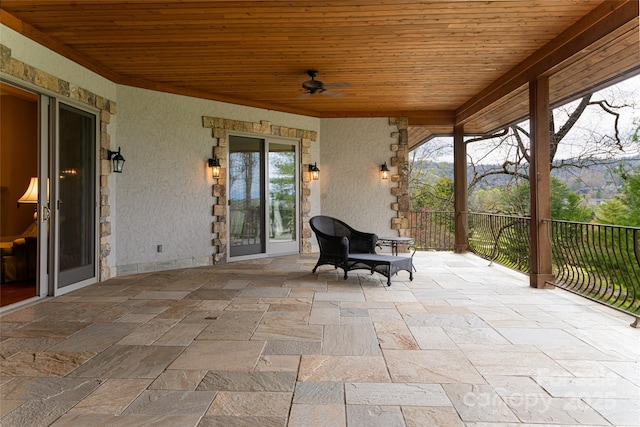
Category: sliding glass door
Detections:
[
  {"x1": 228, "y1": 135, "x2": 299, "y2": 259},
  {"x1": 56, "y1": 103, "x2": 97, "y2": 289}
]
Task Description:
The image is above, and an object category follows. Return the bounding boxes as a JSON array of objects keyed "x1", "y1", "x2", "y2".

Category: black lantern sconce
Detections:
[
  {"x1": 380, "y1": 162, "x2": 390, "y2": 180},
  {"x1": 208, "y1": 156, "x2": 221, "y2": 178},
  {"x1": 107, "y1": 147, "x2": 125, "y2": 173},
  {"x1": 308, "y1": 162, "x2": 320, "y2": 180}
]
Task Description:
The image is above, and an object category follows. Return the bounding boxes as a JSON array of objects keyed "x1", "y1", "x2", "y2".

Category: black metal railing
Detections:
[
  {"x1": 550, "y1": 220, "x2": 640, "y2": 315},
  {"x1": 409, "y1": 210, "x2": 640, "y2": 318},
  {"x1": 408, "y1": 210, "x2": 455, "y2": 251}
]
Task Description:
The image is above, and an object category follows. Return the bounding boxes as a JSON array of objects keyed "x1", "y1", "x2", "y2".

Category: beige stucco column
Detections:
[
  {"x1": 529, "y1": 76, "x2": 555, "y2": 288},
  {"x1": 453, "y1": 124, "x2": 468, "y2": 253}
]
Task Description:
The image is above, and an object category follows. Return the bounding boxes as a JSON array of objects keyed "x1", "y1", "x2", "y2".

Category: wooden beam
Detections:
[
  {"x1": 456, "y1": 0, "x2": 638, "y2": 125},
  {"x1": 529, "y1": 76, "x2": 555, "y2": 289},
  {"x1": 453, "y1": 124, "x2": 468, "y2": 253}
]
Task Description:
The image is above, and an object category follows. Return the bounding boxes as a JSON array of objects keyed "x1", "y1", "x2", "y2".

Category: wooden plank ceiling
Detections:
[{"x1": 1, "y1": 1, "x2": 638, "y2": 139}]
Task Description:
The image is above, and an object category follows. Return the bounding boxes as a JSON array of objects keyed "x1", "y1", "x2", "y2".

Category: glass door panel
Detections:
[
  {"x1": 57, "y1": 103, "x2": 96, "y2": 288},
  {"x1": 267, "y1": 142, "x2": 298, "y2": 255},
  {"x1": 229, "y1": 136, "x2": 265, "y2": 257}
]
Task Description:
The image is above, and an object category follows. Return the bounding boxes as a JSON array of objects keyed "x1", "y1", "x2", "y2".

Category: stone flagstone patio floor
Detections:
[{"x1": 0, "y1": 252, "x2": 638, "y2": 426}]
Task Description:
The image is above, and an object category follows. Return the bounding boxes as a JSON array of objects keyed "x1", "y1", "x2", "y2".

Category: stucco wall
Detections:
[
  {"x1": 115, "y1": 85, "x2": 321, "y2": 270},
  {"x1": 319, "y1": 118, "x2": 396, "y2": 237},
  {"x1": 0, "y1": 25, "x2": 116, "y2": 101}
]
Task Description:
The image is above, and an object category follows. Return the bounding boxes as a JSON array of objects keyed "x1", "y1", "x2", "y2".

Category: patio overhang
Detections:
[{"x1": 1, "y1": 0, "x2": 638, "y2": 140}]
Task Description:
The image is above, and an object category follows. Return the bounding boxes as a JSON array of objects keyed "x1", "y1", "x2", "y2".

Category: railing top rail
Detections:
[
  {"x1": 465, "y1": 211, "x2": 531, "y2": 221},
  {"x1": 550, "y1": 218, "x2": 640, "y2": 231}
]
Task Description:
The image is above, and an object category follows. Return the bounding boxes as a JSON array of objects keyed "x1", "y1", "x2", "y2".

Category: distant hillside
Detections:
[{"x1": 411, "y1": 157, "x2": 640, "y2": 201}]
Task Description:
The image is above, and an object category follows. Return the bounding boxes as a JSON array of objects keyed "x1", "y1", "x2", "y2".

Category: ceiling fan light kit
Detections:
[{"x1": 301, "y1": 70, "x2": 325, "y2": 94}]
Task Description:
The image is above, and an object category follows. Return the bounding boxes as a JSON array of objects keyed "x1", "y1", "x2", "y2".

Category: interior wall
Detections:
[
  {"x1": 0, "y1": 94, "x2": 38, "y2": 238},
  {"x1": 319, "y1": 118, "x2": 396, "y2": 237},
  {"x1": 115, "y1": 85, "x2": 320, "y2": 269}
]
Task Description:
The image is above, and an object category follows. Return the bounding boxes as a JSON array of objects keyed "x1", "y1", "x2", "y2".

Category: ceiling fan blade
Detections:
[{"x1": 323, "y1": 82, "x2": 350, "y2": 90}]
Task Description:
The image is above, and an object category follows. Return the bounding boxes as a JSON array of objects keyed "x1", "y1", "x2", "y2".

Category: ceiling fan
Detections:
[{"x1": 300, "y1": 70, "x2": 349, "y2": 97}]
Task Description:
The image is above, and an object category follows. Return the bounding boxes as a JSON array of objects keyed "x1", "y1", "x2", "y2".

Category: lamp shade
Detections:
[{"x1": 18, "y1": 177, "x2": 39, "y2": 203}]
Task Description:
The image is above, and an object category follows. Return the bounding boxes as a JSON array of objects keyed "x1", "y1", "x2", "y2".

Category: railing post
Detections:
[
  {"x1": 529, "y1": 76, "x2": 555, "y2": 288},
  {"x1": 454, "y1": 124, "x2": 468, "y2": 253}
]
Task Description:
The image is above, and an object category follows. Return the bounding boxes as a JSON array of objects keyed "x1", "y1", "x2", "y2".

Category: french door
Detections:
[{"x1": 228, "y1": 135, "x2": 299, "y2": 259}]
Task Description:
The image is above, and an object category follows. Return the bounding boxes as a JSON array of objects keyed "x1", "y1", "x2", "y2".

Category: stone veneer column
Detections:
[
  {"x1": 389, "y1": 117, "x2": 410, "y2": 238},
  {"x1": 202, "y1": 117, "x2": 317, "y2": 263},
  {"x1": 0, "y1": 44, "x2": 117, "y2": 281}
]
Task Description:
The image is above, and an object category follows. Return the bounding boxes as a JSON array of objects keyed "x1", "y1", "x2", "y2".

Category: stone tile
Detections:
[
  {"x1": 484, "y1": 375, "x2": 548, "y2": 397},
  {"x1": 288, "y1": 404, "x2": 346, "y2": 427},
  {"x1": 1, "y1": 399, "x2": 77, "y2": 426},
  {"x1": 443, "y1": 383, "x2": 519, "y2": 423},
  {"x1": 340, "y1": 307, "x2": 369, "y2": 317},
  {"x1": 1, "y1": 377, "x2": 103, "y2": 401},
  {"x1": 443, "y1": 327, "x2": 511, "y2": 345},
  {"x1": 583, "y1": 397, "x2": 640, "y2": 426},
  {"x1": 503, "y1": 395, "x2": 611, "y2": 425},
  {"x1": 197, "y1": 311, "x2": 264, "y2": 340},
  {"x1": 308, "y1": 307, "x2": 340, "y2": 325},
  {"x1": 254, "y1": 355, "x2": 300, "y2": 372},
  {"x1": 154, "y1": 322, "x2": 208, "y2": 346},
  {"x1": 197, "y1": 371, "x2": 296, "y2": 392},
  {"x1": 206, "y1": 391, "x2": 292, "y2": 417},
  {"x1": 149, "y1": 370, "x2": 208, "y2": 391},
  {"x1": 496, "y1": 327, "x2": 587, "y2": 346},
  {"x1": 69, "y1": 345, "x2": 184, "y2": 378},
  {"x1": 345, "y1": 382, "x2": 450, "y2": 406},
  {"x1": 131, "y1": 290, "x2": 190, "y2": 300},
  {"x1": 238, "y1": 287, "x2": 290, "y2": 298},
  {"x1": 263, "y1": 340, "x2": 322, "y2": 355},
  {"x1": 117, "y1": 319, "x2": 178, "y2": 345},
  {"x1": 402, "y1": 406, "x2": 464, "y2": 427},
  {"x1": 116, "y1": 313, "x2": 158, "y2": 323},
  {"x1": 251, "y1": 324, "x2": 322, "y2": 341},
  {"x1": 373, "y1": 321, "x2": 419, "y2": 350},
  {"x1": 461, "y1": 346, "x2": 572, "y2": 377},
  {"x1": 409, "y1": 326, "x2": 458, "y2": 349},
  {"x1": 313, "y1": 293, "x2": 365, "y2": 302},
  {"x1": 0, "y1": 399, "x2": 22, "y2": 417},
  {"x1": 0, "y1": 337, "x2": 61, "y2": 359},
  {"x1": 2, "y1": 321, "x2": 89, "y2": 339},
  {"x1": 198, "y1": 415, "x2": 286, "y2": 427},
  {"x1": 169, "y1": 341, "x2": 264, "y2": 371},
  {"x1": 0, "y1": 351, "x2": 95, "y2": 377},
  {"x1": 403, "y1": 312, "x2": 489, "y2": 328},
  {"x1": 533, "y1": 376, "x2": 640, "y2": 398},
  {"x1": 601, "y1": 360, "x2": 640, "y2": 385},
  {"x1": 298, "y1": 356, "x2": 390, "y2": 382},
  {"x1": 185, "y1": 289, "x2": 240, "y2": 301},
  {"x1": 363, "y1": 289, "x2": 419, "y2": 303},
  {"x1": 293, "y1": 381, "x2": 344, "y2": 404},
  {"x1": 51, "y1": 414, "x2": 202, "y2": 426},
  {"x1": 346, "y1": 405, "x2": 405, "y2": 427},
  {"x1": 368, "y1": 308, "x2": 404, "y2": 322},
  {"x1": 322, "y1": 324, "x2": 381, "y2": 356},
  {"x1": 69, "y1": 378, "x2": 152, "y2": 414},
  {"x1": 123, "y1": 390, "x2": 216, "y2": 416},
  {"x1": 384, "y1": 350, "x2": 485, "y2": 384},
  {"x1": 261, "y1": 311, "x2": 310, "y2": 327}
]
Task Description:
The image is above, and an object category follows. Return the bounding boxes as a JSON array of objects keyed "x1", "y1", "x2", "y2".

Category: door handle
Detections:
[{"x1": 41, "y1": 205, "x2": 51, "y2": 222}]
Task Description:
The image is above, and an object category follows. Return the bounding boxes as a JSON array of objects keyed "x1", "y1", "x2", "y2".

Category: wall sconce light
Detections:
[
  {"x1": 308, "y1": 162, "x2": 320, "y2": 180},
  {"x1": 107, "y1": 147, "x2": 125, "y2": 173},
  {"x1": 208, "y1": 156, "x2": 221, "y2": 178},
  {"x1": 380, "y1": 162, "x2": 390, "y2": 180}
]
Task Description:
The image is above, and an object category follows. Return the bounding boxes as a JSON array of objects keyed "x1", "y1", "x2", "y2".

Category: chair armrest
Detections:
[
  {"x1": 349, "y1": 231, "x2": 378, "y2": 254},
  {"x1": 315, "y1": 231, "x2": 349, "y2": 258}
]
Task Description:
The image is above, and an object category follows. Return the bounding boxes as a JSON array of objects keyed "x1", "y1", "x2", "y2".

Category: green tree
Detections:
[
  {"x1": 597, "y1": 168, "x2": 640, "y2": 227},
  {"x1": 498, "y1": 177, "x2": 593, "y2": 221},
  {"x1": 411, "y1": 176, "x2": 454, "y2": 211}
]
